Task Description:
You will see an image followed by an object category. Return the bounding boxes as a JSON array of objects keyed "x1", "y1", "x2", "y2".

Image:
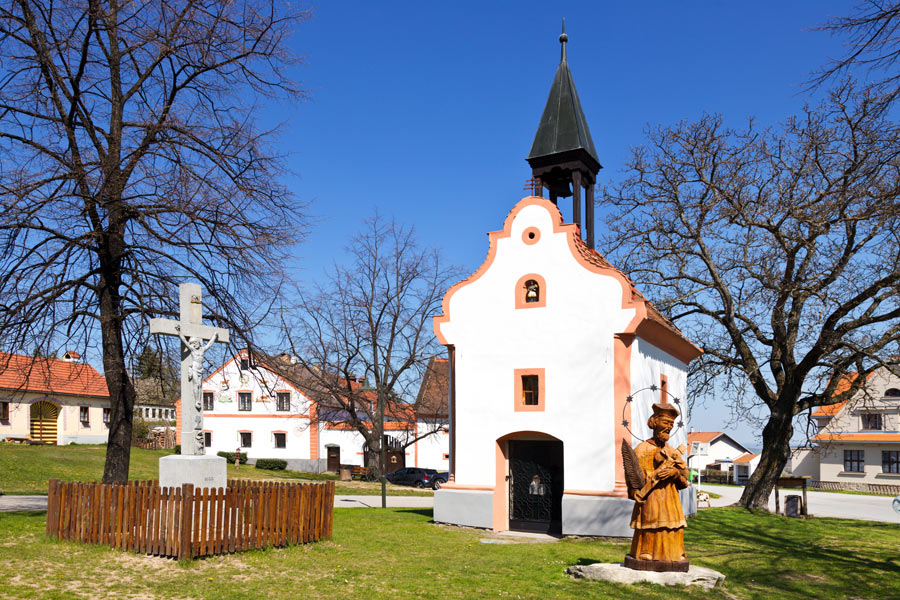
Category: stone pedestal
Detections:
[
  {"x1": 567, "y1": 563, "x2": 725, "y2": 590},
  {"x1": 159, "y1": 455, "x2": 227, "y2": 490}
]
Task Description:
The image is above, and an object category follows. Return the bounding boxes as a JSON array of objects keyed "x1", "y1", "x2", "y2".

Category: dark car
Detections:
[
  {"x1": 385, "y1": 467, "x2": 443, "y2": 489},
  {"x1": 431, "y1": 471, "x2": 449, "y2": 490}
]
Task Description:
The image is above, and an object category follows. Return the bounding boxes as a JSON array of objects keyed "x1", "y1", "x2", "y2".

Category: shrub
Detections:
[
  {"x1": 255, "y1": 458, "x2": 287, "y2": 471},
  {"x1": 217, "y1": 451, "x2": 248, "y2": 464},
  {"x1": 174, "y1": 444, "x2": 181, "y2": 455}
]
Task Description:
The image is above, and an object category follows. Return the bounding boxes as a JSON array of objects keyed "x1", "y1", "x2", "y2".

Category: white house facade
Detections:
[{"x1": 178, "y1": 352, "x2": 449, "y2": 473}]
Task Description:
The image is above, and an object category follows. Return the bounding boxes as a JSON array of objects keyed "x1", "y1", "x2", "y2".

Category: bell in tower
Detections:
[{"x1": 526, "y1": 21, "x2": 601, "y2": 249}]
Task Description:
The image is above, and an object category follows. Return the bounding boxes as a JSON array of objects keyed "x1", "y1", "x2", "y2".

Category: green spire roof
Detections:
[{"x1": 527, "y1": 34, "x2": 598, "y2": 164}]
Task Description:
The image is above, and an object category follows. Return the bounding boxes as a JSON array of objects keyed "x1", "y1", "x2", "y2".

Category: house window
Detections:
[
  {"x1": 79, "y1": 406, "x2": 89, "y2": 425},
  {"x1": 0, "y1": 401, "x2": 8, "y2": 421},
  {"x1": 844, "y1": 449, "x2": 864, "y2": 473},
  {"x1": 883, "y1": 451, "x2": 900, "y2": 474},
  {"x1": 861, "y1": 413, "x2": 883, "y2": 430},
  {"x1": 276, "y1": 392, "x2": 290, "y2": 412},
  {"x1": 238, "y1": 392, "x2": 252, "y2": 411},
  {"x1": 274, "y1": 432, "x2": 286, "y2": 449},
  {"x1": 103, "y1": 407, "x2": 110, "y2": 425},
  {"x1": 204, "y1": 432, "x2": 212, "y2": 448},
  {"x1": 203, "y1": 391, "x2": 214, "y2": 411},
  {"x1": 240, "y1": 432, "x2": 252, "y2": 448},
  {"x1": 522, "y1": 375, "x2": 539, "y2": 406}
]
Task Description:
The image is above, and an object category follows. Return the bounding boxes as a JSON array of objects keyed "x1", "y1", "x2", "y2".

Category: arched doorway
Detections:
[
  {"x1": 495, "y1": 432, "x2": 564, "y2": 534},
  {"x1": 30, "y1": 400, "x2": 59, "y2": 444}
]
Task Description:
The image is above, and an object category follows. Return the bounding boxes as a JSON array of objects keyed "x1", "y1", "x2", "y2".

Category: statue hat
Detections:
[{"x1": 651, "y1": 402, "x2": 680, "y2": 418}]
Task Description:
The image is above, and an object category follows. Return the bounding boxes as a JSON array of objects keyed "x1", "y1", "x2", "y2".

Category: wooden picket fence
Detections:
[{"x1": 45, "y1": 479, "x2": 334, "y2": 560}]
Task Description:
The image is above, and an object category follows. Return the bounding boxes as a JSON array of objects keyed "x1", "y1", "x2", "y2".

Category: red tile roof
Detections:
[
  {"x1": 811, "y1": 433, "x2": 900, "y2": 442},
  {"x1": 734, "y1": 452, "x2": 759, "y2": 464},
  {"x1": 0, "y1": 352, "x2": 108, "y2": 399},
  {"x1": 810, "y1": 372, "x2": 868, "y2": 417},
  {"x1": 415, "y1": 357, "x2": 449, "y2": 418},
  {"x1": 687, "y1": 431, "x2": 723, "y2": 444}
]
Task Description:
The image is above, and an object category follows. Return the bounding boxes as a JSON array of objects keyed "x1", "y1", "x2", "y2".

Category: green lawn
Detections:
[
  {"x1": 0, "y1": 444, "x2": 431, "y2": 496},
  {"x1": 0, "y1": 507, "x2": 896, "y2": 599}
]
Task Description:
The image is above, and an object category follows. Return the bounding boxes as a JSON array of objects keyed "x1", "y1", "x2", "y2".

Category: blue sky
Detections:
[{"x1": 268, "y1": 2, "x2": 851, "y2": 450}]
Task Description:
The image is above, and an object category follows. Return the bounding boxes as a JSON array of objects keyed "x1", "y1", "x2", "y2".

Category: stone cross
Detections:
[{"x1": 149, "y1": 283, "x2": 229, "y2": 455}]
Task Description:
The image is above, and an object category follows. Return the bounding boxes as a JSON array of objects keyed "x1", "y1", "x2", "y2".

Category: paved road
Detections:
[
  {"x1": 701, "y1": 484, "x2": 900, "y2": 524},
  {"x1": 0, "y1": 494, "x2": 434, "y2": 512}
]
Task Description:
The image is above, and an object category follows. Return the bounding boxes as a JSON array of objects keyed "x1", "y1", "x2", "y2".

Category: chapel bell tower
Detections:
[{"x1": 526, "y1": 22, "x2": 601, "y2": 249}]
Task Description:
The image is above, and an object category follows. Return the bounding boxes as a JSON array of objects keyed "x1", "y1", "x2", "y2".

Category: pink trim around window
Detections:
[
  {"x1": 514, "y1": 368, "x2": 545, "y2": 412},
  {"x1": 515, "y1": 273, "x2": 546, "y2": 309}
]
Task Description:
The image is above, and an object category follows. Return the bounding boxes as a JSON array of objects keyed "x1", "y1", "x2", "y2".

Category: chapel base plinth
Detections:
[
  {"x1": 159, "y1": 455, "x2": 227, "y2": 490},
  {"x1": 623, "y1": 553, "x2": 690, "y2": 573}
]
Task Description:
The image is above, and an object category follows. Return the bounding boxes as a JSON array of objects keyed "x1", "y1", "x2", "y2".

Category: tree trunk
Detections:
[{"x1": 739, "y1": 407, "x2": 793, "y2": 509}]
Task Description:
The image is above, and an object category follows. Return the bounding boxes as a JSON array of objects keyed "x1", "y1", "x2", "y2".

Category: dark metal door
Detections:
[
  {"x1": 508, "y1": 440, "x2": 563, "y2": 534},
  {"x1": 326, "y1": 446, "x2": 340, "y2": 472}
]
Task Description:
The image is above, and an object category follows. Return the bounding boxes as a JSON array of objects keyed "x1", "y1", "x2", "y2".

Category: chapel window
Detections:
[
  {"x1": 522, "y1": 375, "x2": 539, "y2": 406},
  {"x1": 844, "y1": 449, "x2": 864, "y2": 473},
  {"x1": 861, "y1": 413, "x2": 883, "y2": 431},
  {"x1": 203, "y1": 391, "x2": 214, "y2": 411},
  {"x1": 524, "y1": 279, "x2": 540, "y2": 303}
]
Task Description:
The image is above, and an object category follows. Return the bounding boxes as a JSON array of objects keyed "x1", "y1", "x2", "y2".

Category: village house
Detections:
[
  {"x1": 432, "y1": 32, "x2": 702, "y2": 536},
  {"x1": 175, "y1": 351, "x2": 449, "y2": 472},
  {"x1": 0, "y1": 351, "x2": 110, "y2": 445},
  {"x1": 687, "y1": 430, "x2": 759, "y2": 484},
  {"x1": 789, "y1": 366, "x2": 900, "y2": 490}
]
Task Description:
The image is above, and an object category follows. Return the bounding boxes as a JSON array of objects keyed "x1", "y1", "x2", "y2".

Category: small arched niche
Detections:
[{"x1": 515, "y1": 273, "x2": 546, "y2": 309}]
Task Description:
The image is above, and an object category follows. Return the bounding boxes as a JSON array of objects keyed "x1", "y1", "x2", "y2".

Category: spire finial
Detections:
[{"x1": 559, "y1": 18, "x2": 568, "y2": 63}]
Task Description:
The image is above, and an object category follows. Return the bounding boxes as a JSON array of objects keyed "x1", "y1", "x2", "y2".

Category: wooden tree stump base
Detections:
[{"x1": 624, "y1": 554, "x2": 690, "y2": 573}]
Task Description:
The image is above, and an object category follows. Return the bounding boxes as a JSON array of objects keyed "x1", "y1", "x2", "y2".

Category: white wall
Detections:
[
  {"x1": 440, "y1": 201, "x2": 643, "y2": 491},
  {"x1": 629, "y1": 338, "x2": 689, "y2": 449}
]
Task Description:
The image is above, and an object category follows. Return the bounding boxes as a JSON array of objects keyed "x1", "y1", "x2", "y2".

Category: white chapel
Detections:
[{"x1": 432, "y1": 31, "x2": 702, "y2": 536}]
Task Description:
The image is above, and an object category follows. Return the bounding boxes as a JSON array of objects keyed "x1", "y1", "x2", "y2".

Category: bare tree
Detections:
[
  {"x1": 0, "y1": 1, "x2": 309, "y2": 482},
  {"x1": 813, "y1": 1, "x2": 900, "y2": 93},
  {"x1": 283, "y1": 215, "x2": 459, "y2": 506},
  {"x1": 598, "y1": 84, "x2": 900, "y2": 509}
]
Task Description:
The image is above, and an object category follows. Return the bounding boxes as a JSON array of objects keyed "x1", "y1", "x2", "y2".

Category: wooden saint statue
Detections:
[{"x1": 622, "y1": 402, "x2": 690, "y2": 572}]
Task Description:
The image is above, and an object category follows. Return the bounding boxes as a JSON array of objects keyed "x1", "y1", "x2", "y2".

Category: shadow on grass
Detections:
[{"x1": 393, "y1": 508, "x2": 435, "y2": 519}]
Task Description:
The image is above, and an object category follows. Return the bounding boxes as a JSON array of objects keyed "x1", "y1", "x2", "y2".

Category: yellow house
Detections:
[{"x1": 0, "y1": 351, "x2": 110, "y2": 445}]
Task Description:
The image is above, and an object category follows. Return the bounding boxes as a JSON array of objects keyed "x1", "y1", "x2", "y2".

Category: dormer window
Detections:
[
  {"x1": 885, "y1": 388, "x2": 900, "y2": 398},
  {"x1": 861, "y1": 413, "x2": 883, "y2": 431}
]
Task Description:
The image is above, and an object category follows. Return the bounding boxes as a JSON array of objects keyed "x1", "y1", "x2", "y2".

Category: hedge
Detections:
[
  {"x1": 255, "y1": 458, "x2": 288, "y2": 471},
  {"x1": 217, "y1": 451, "x2": 248, "y2": 464}
]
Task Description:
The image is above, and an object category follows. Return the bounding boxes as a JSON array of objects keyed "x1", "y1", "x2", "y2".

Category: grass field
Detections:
[
  {"x1": 0, "y1": 444, "x2": 431, "y2": 496},
  {"x1": 0, "y1": 506, "x2": 896, "y2": 599}
]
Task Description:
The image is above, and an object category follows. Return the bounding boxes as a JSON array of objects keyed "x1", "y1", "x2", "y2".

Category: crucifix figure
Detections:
[{"x1": 149, "y1": 283, "x2": 229, "y2": 456}]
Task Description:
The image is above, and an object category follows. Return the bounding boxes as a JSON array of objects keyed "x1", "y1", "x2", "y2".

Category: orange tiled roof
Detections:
[
  {"x1": 687, "y1": 431, "x2": 723, "y2": 444},
  {"x1": 734, "y1": 452, "x2": 759, "y2": 464},
  {"x1": 810, "y1": 372, "x2": 867, "y2": 417},
  {"x1": 812, "y1": 433, "x2": 900, "y2": 442},
  {"x1": 0, "y1": 352, "x2": 108, "y2": 398}
]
